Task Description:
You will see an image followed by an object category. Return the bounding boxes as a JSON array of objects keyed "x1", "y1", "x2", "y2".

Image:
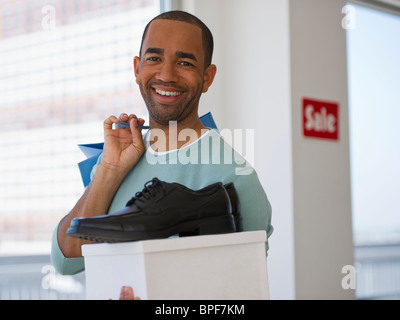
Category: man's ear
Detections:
[
  {"x1": 202, "y1": 64, "x2": 217, "y2": 93},
  {"x1": 133, "y1": 56, "x2": 140, "y2": 85}
]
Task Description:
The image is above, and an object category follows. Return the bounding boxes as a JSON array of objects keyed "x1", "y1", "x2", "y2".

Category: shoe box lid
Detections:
[{"x1": 82, "y1": 230, "x2": 266, "y2": 257}]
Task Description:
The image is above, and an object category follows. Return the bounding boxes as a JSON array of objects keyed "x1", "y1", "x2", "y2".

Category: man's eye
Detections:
[
  {"x1": 147, "y1": 57, "x2": 160, "y2": 62},
  {"x1": 179, "y1": 61, "x2": 193, "y2": 67}
]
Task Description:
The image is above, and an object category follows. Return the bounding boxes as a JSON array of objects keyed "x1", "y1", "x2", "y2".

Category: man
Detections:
[{"x1": 51, "y1": 10, "x2": 273, "y2": 276}]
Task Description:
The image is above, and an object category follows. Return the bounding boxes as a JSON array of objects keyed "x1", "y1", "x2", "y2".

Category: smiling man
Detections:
[
  {"x1": 136, "y1": 23, "x2": 213, "y2": 122},
  {"x1": 134, "y1": 14, "x2": 217, "y2": 150},
  {"x1": 52, "y1": 11, "x2": 273, "y2": 278}
]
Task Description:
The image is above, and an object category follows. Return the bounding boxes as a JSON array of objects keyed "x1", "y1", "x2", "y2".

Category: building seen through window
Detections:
[{"x1": 0, "y1": 0, "x2": 160, "y2": 255}]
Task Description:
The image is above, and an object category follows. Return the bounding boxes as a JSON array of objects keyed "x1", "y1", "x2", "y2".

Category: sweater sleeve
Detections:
[
  {"x1": 232, "y1": 170, "x2": 273, "y2": 255},
  {"x1": 50, "y1": 223, "x2": 85, "y2": 275},
  {"x1": 50, "y1": 155, "x2": 103, "y2": 275}
]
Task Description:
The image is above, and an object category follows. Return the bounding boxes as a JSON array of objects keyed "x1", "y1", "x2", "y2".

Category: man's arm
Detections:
[
  {"x1": 56, "y1": 114, "x2": 146, "y2": 258},
  {"x1": 57, "y1": 163, "x2": 127, "y2": 257}
]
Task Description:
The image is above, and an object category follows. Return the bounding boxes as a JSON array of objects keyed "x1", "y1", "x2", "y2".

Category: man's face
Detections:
[{"x1": 134, "y1": 19, "x2": 216, "y2": 126}]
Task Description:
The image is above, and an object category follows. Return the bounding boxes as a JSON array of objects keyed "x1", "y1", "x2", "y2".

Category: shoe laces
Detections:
[{"x1": 126, "y1": 178, "x2": 165, "y2": 206}]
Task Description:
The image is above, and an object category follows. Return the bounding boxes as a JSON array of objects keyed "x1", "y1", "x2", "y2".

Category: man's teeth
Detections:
[{"x1": 155, "y1": 89, "x2": 182, "y2": 97}]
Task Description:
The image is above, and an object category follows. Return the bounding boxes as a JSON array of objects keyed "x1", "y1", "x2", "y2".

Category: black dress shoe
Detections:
[
  {"x1": 67, "y1": 178, "x2": 236, "y2": 243},
  {"x1": 179, "y1": 182, "x2": 242, "y2": 237}
]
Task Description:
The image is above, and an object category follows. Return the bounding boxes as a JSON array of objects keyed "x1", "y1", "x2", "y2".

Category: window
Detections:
[
  {"x1": 0, "y1": 0, "x2": 161, "y2": 299},
  {"x1": 347, "y1": 1, "x2": 400, "y2": 298}
]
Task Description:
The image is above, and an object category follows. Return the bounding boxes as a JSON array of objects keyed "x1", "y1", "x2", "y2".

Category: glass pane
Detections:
[
  {"x1": 348, "y1": 4, "x2": 400, "y2": 244},
  {"x1": 347, "y1": 3, "x2": 400, "y2": 299},
  {"x1": 0, "y1": 0, "x2": 160, "y2": 299}
]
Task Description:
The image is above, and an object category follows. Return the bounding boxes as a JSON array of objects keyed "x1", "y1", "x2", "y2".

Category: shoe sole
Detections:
[{"x1": 67, "y1": 215, "x2": 236, "y2": 243}]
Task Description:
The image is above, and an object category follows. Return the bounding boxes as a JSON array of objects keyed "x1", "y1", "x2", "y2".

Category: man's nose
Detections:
[{"x1": 156, "y1": 61, "x2": 179, "y2": 83}]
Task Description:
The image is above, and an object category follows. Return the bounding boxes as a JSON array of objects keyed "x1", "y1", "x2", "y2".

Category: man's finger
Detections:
[{"x1": 104, "y1": 115, "x2": 118, "y2": 130}]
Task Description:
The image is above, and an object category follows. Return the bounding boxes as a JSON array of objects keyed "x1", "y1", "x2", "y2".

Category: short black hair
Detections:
[{"x1": 139, "y1": 10, "x2": 214, "y2": 68}]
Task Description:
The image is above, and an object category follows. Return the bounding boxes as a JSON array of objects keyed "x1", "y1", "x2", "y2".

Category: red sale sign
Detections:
[{"x1": 303, "y1": 98, "x2": 339, "y2": 141}]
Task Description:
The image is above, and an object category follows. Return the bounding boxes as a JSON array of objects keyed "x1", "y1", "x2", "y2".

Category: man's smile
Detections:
[
  {"x1": 154, "y1": 88, "x2": 183, "y2": 97},
  {"x1": 151, "y1": 87, "x2": 186, "y2": 105}
]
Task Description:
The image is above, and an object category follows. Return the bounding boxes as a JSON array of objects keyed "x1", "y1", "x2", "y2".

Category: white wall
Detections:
[
  {"x1": 289, "y1": 0, "x2": 354, "y2": 299},
  {"x1": 179, "y1": 0, "x2": 354, "y2": 299}
]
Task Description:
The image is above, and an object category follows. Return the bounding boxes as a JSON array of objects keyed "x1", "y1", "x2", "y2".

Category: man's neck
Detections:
[{"x1": 148, "y1": 117, "x2": 207, "y2": 152}]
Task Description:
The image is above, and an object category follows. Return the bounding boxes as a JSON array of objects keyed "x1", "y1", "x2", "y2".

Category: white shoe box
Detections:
[{"x1": 82, "y1": 231, "x2": 269, "y2": 300}]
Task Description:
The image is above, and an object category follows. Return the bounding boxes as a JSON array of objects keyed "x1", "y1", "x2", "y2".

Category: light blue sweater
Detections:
[{"x1": 51, "y1": 129, "x2": 273, "y2": 275}]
